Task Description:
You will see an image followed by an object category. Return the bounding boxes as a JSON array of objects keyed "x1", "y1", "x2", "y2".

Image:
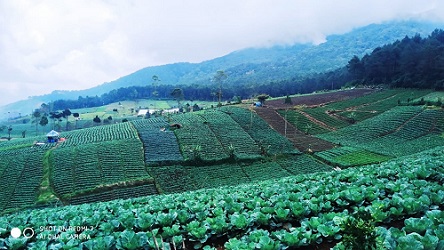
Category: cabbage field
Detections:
[
  {"x1": 1, "y1": 88, "x2": 444, "y2": 249},
  {"x1": 1, "y1": 146, "x2": 444, "y2": 249}
]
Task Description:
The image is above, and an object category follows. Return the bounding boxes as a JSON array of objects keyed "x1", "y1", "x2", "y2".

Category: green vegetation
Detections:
[
  {"x1": 1, "y1": 87, "x2": 444, "y2": 249},
  {"x1": 220, "y1": 106, "x2": 298, "y2": 155},
  {"x1": 314, "y1": 146, "x2": 392, "y2": 168},
  {"x1": 0, "y1": 147, "x2": 46, "y2": 211},
  {"x1": 318, "y1": 106, "x2": 444, "y2": 157},
  {"x1": 1, "y1": 146, "x2": 444, "y2": 249},
  {"x1": 347, "y1": 29, "x2": 444, "y2": 89},
  {"x1": 198, "y1": 110, "x2": 262, "y2": 160},
  {"x1": 172, "y1": 112, "x2": 229, "y2": 162},
  {"x1": 278, "y1": 109, "x2": 332, "y2": 135},
  {"x1": 50, "y1": 139, "x2": 153, "y2": 203},
  {"x1": 0, "y1": 105, "x2": 302, "y2": 208},
  {"x1": 132, "y1": 117, "x2": 183, "y2": 163}
]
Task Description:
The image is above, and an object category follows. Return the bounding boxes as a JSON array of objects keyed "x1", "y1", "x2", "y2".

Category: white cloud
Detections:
[{"x1": 0, "y1": 0, "x2": 443, "y2": 106}]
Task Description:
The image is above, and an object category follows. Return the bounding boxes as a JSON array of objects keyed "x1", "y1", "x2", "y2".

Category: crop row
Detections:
[
  {"x1": 318, "y1": 106, "x2": 423, "y2": 144},
  {"x1": 1, "y1": 147, "x2": 444, "y2": 249},
  {"x1": 66, "y1": 182, "x2": 159, "y2": 205},
  {"x1": 199, "y1": 110, "x2": 262, "y2": 160},
  {"x1": 50, "y1": 139, "x2": 150, "y2": 202},
  {"x1": 220, "y1": 107, "x2": 297, "y2": 155},
  {"x1": 358, "y1": 89, "x2": 432, "y2": 113},
  {"x1": 325, "y1": 89, "x2": 431, "y2": 123},
  {"x1": 319, "y1": 107, "x2": 444, "y2": 157},
  {"x1": 59, "y1": 122, "x2": 139, "y2": 147},
  {"x1": 185, "y1": 164, "x2": 252, "y2": 190},
  {"x1": 0, "y1": 135, "x2": 50, "y2": 152},
  {"x1": 149, "y1": 154, "x2": 331, "y2": 195},
  {"x1": 386, "y1": 108, "x2": 444, "y2": 140},
  {"x1": 0, "y1": 147, "x2": 46, "y2": 211},
  {"x1": 171, "y1": 113, "x2": 229, "y2": 162},
  {"x1": 275, "y1": 154, "x2": 333, "y2": 175},
  {"x1": 314, "y1": 146, "x2": 392, "y2": 167},
  {"x1": 359, "y1": 134, "x2": 444, "y2": 157},
  {"x1": 327, "y1": 89, "x2": 430, "y2": 111},
  {"x1": 132, "y1": 118, "x2": 183, "y2": 163},
  {"x1": 327, "y1": 89, "x2": 399, "y2": 110}
]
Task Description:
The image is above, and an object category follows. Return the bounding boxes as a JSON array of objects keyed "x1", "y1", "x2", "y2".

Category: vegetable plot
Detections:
[
  {"x1": 50, "y1": 139, "x2": 154, "y2": 204},
  {"x1": 0, "y1": 147, "x2": 46, "y2": 211},
  {"x1": 58, "y1": 122, "x2": 139, "y2": 147},
  {"x1": 314, "y1": 146, "x2": 392, "y2": 167},
  {"x1": 221, "y1": 106, "x2": 298, "y2": 155},
  {"x1": 1, "y1": 147, "x2": 444, "y2": 249},
  {"x1": 318, "y1": 107, "x2": 444, "y2": 157},
  {"x1": 132, "y1": 118, "x2": 183, "y2": 163},
  {"x1": 149, "y1": 154, "x2": 331, "y2": 195},
  {"x1": 172, "y1": 113, "x2": 229, "y2": 162},
  {"x1": 318, "y1": 106, "x2": 423, "y2": 144},
  {"x1": 199, "y1": 110, "x2": 262, "y2": 160},
  {"x1": 278, "y1": 109, "x2": 331, "y2": 135}
]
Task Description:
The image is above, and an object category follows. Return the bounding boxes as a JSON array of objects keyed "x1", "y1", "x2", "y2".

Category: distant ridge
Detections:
[{"x1": 1, "y1": 20, "x2": 442, "y2": 118}]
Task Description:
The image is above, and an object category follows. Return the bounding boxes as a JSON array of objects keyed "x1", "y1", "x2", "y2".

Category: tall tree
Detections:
[
  {"x1": 32, "y1": 110, "x2": 41, "y2": 135},
  {"x1": 93, "y1": 115, "x2": 101, "y2": 126},
  {"x1": 171, "y1": 88, "x2": 184, "y2": 108},
  {"x1": 39, "y1": 115, "x2": 49, "y2": 128},
  {"x1": 257, "y1": 94, "x2": 270, "y2": 105},
  {"x1": 347, "y1": 55, "x2": 364, "y2": 80},
  {"x1": 152, "y1": 75, "x2": 160, "y2": 98},
  {"x1": 62, "y1": 109, "x2": 72, "y2": 131},
  {"x1": 7, "y1": 126, "x2": 12, "y2": 141},
  {"x1": 213, "y1": 70, "x2": 227, "y2": 106}
]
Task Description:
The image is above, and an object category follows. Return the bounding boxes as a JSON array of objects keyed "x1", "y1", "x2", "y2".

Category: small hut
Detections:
[{"x1": 46, "y1": 130, "x2": 60, "y2": 143}]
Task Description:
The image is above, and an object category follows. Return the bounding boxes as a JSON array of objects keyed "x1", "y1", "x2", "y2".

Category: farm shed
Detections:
[{"x1": 46, "y1": 130, "x2": 60, "y2": 143}]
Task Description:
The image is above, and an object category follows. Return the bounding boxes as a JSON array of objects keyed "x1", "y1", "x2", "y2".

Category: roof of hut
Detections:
[{"x1": 46, "y1": 130, "x2": 60, "y2": 137}]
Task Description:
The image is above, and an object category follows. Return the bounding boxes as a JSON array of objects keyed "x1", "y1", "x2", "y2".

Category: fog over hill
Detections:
[{"x1": 1, "y1": 20, "x2": 442, "y2": 119}]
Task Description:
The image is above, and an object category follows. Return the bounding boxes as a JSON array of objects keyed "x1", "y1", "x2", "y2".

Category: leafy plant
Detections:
[{"x1": 340, "y1": 210, "x2": 378, "y2": 250}]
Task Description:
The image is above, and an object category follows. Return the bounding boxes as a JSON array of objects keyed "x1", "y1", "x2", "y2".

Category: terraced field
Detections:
[
  {"x1": 0, "y1": 147, "x2": 46, "y2": 211},
  {"x1": 0, "y1": 88, "x2": 443, "y2": 218},
  {"x1": 149, "y1": 154, "x2": 332, "y2": 194},
  {"x1": 317, "y1": 106, "x2": 444, "y2": 157},
  {"x1": 2, "y1": 146, "x2": 444, "y2": 249}
]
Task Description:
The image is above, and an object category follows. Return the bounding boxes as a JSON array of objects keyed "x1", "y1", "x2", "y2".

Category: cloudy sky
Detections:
[{"x1": 0, "y1": 0, "x2": 443, "y2": 106}]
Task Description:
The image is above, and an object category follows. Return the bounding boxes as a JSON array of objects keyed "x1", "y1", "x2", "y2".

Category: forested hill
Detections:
[
  {"x1": 47, "y1": 29, "x2": 444, "y2": 111},
  {"x1": 1, "y1": 20, "x2": 442, "y2": 115},
  {"x1": 347, "y1": 29, "x2": 444, "y2": 89},
  {"x1": 71, "y1": 20, "x2": 441, "y2": 96}
]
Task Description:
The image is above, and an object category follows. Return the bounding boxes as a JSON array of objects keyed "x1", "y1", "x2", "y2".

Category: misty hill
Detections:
[
  {"x1": 1, "y1": 20, "x2": 442, "y2": 117},
  {"x1": 80, "y1": 20, "x2": 443, "y2": 93}
]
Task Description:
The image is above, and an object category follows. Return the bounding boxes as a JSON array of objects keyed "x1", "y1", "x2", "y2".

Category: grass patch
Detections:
[{"x1": 36, "y1": 148, "x2": 59, "y2": 204}]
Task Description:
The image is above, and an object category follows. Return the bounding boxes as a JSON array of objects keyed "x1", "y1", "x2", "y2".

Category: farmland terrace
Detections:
[
  {"x1": 0, "y1": 88, "x2": 443, "y2": 211},
  {"x1": 0, "y1": 88, "x2": 444, "y2": 249}
]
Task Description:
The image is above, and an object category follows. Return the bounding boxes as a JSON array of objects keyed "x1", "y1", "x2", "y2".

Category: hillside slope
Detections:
[{"x1": 1, "y1": 88, "x2": 443, "y2": 212}]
